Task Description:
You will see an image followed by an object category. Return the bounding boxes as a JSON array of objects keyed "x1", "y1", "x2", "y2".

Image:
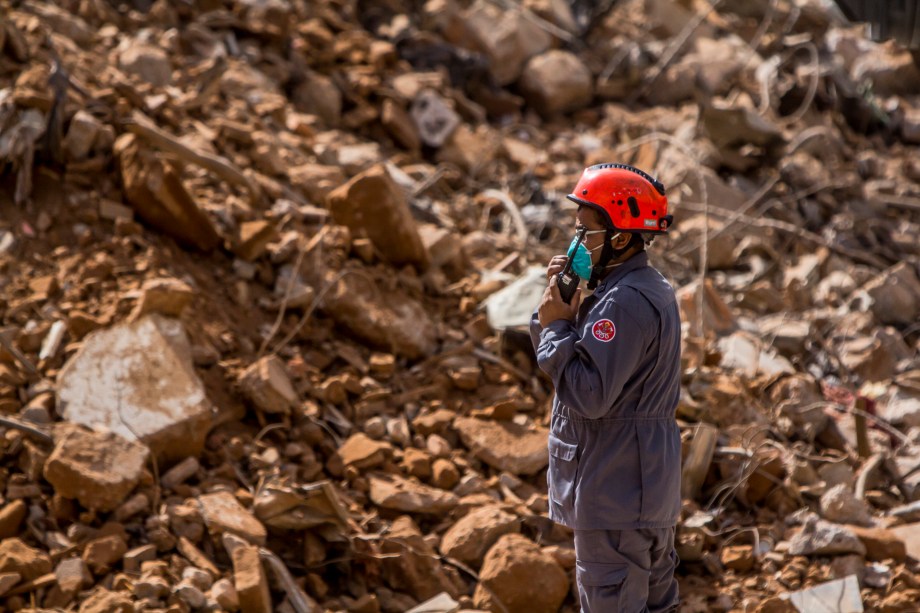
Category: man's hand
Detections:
[
  {"x1": 538, "y1": 276, "x2": 582, "y2": 328},
  {"x1": 546, "y1": 255, "x2": 568, "y2": 279}
]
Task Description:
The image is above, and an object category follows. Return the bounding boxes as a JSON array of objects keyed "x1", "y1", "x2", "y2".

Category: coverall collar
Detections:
[{"x1": 593, "y1": 251, "x2": 649, "y2": 296}]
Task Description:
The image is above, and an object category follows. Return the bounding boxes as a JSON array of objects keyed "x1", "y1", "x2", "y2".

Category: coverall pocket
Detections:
[
  {"x1": 576, "y1": 561, "x2": 628, "y2": 613},
  {"x1": 548, "y1": 435, "x2": 578, "y2": 511}
]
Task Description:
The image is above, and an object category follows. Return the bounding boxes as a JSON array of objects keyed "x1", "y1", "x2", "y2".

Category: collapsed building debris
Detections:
[{"x1": 0, "y1": 0, "x2": 919, "y2": 611}]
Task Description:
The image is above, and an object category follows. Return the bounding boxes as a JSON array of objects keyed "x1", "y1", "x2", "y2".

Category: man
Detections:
[{"x1": 529, "y1": 163, "x2": 682, "y2": 613}]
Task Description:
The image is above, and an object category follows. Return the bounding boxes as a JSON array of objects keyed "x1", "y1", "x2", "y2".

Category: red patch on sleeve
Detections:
[{"x1": 592, "y1": 319, "x2": 616, "y2": 342}]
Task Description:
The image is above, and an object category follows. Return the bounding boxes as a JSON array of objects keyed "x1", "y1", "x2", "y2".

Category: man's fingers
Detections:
[
  {"x1": 570, "y1": 288, "x2": 583, "y2": 312},
  {"x1": 550, "y1": 277, "x2": 562, "y2": 301},
  {"x1": 546, "y1": 256, "x2": 567, "y2": 279}
]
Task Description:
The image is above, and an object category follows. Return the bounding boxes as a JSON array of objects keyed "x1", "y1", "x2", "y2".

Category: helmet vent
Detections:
[{"x1": 627, "y1": 197, "x2": 640, "y2": 218}]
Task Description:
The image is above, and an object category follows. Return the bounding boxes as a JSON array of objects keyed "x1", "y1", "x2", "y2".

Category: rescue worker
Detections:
[{"x1": 529, "y1": 163, "x2": 681, "y2": 613}]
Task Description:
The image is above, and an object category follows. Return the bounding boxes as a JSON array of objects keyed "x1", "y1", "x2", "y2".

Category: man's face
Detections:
[{"x1": 575, "y1": 206, "x2": 609, "y2": 265}]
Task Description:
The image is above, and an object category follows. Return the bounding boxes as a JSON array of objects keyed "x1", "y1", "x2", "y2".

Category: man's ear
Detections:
[{"x1": 612, "y1": 233, "x2": 632, "y2": 249}]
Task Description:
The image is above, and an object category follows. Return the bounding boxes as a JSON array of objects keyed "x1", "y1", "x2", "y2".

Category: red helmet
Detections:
[{"x1": 566, "y1": 163, "x2": 672, "y2": 234}]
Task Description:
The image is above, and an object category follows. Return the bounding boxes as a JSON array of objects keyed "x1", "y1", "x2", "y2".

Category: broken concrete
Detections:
[
  {"x1": 56, "y1": 314, "x2": 213, "y2": 462},
  {"x1": 43, "y1": 426, "x2": 149, "y2": 513}
]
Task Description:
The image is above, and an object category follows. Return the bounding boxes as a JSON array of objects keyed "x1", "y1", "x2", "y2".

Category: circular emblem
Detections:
[{"x1": 592, "y1": 319, "x2": 616, "y2": 342}]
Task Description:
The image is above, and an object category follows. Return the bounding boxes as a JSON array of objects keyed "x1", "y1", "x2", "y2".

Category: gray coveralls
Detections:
[{"x1": 530, "y1": 252, "x2": 682, "y2": 613}]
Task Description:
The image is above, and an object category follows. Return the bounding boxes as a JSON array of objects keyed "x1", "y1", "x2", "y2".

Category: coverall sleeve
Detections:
[{"x1": 535, "y1": 290, "x2": 649, "y2": 419}]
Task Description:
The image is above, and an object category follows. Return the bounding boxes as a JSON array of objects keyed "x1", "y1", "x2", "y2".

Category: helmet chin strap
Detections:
[
  {"x1": 588, "y1": 231, "x2": 635, "y2": 289},
  {"x1": 588, "y1": 231, "x2": 621, "y2": 289}
]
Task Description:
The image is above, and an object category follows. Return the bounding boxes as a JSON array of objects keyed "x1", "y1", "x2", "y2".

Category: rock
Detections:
[
  {"x1": 0, "y1": 537, "x2": 52, "y2": 581},
  {"x1": 838, "y1": 334, "x2": 898, "y2": 383},
  {"x1": 439, "y1": 506, "x2": 520, "y2": 567},
  {"x1": 406, "y1": 592, "x2": 461, "y2": 613},
  {"x1": 124, "y1": 544, "x2": 157, "y2": 573},
  {"x1": 182, "y1": 566, "x2": 214, "y2": 591},
  {"x1": 134, "y1": 574, "x2": 171, "y2": 599},
  {"x1": 131, "y1": 277, "x2": 195, "y2": 319},
  {"x1": 402, "y1": 448, "x2": 433, "y2": 479},
  {"x1": 333, "y1": 142, "x2": 384, "y2": 174},
  {"x1": 198, "y1": 491, "x2": 267, "y2": 545},
  {"x1": 82, "y1": 534, "x2": 127, "y2": 574},
  {"x1": 783, "y1": 575, "x2": 863, "y2": 613},
  {"x1": 338, "y1": 433, "x2": 392, "y2": 470},
  {"x1": 817, "y1": 462, "x2": 856, "y2": 490},
  {"x1": 231, "y1": 544, "x2": 271, "y2": 613},
  {"x1": 889, "y1": 523, "x2": 920, "y2": 561},
  {"x1": 852, "y1": 48, "x2": 920, "y2": 96},
  {"x1": 176, "y1": 580, "x2": 209, "y2": 609},
  {"x1": 26, "y1": 3, "x2": 93, "y2": 45},
  {"x1": 410, "y1": 90, "x2": 460, "y2": 148},
  {"x1": 483, "y1": 266, "x2": 547, "y2": 329},
  {"x1": 419, "y1": 224, "x2": 468, "y2": 276},
  {"x1": 717, "y1": 332, "x2": 795, "y2": 378},
  {"x1": 414, "y1": 409, "x2": 455, "y2": 436},
  {"x1": 443, "y1": 0, "x2": 552, "y2": 85},
  {"x1": 820, "y1": 484, "x2": 874, "y2": 527},
  {"x1": 381, "y1": 515, "x2": 458, "y2": 601},
  {"x1": 233, "y1": 220, "x2": 277, "y2": 262},
  {"x1": 518, "y1": 50, "x2": 593, "y2": 116},
  {"x1": 0, "y1": 500, "x2": 26, "y2": 539},
  {"x1": 43, "y1": 427, "x2": 149, "y2": 513},
  {"x1": 382, "y1": 98, "x2": 421, "y2": 150},
  {"x1": 64, "y1": 110, "x2": 104, "y2": 161},
  {"x1": 845, "y1": 526, "x2": 907, "y2": 562},
  {"x1": 676, "y1": 279, "x2": 735, "y2": 335},
  {"x1": 860, "y1": 263, "x2": 920, "y2": 325},
  {"x1": 56, "y1": 314, "x2": 214, "y2": 462},
  {"x1": 788, "y1": 518, "x2": 867, "y2": 557},
  {"x1": 210, "y1": 577, "x2": 241, "y2": 611},
  {"x1": 368, "y1": 473, "x2": 459, "y2": 514},
  {"x1": 454, "y1": 417, "x2": 549, "y2": 476},
  {"x1": 115, "y1": 133, "x2": 220, "y2": 251},
  {"x1": 239, "y1": 355, "x2": 298, "y2": 415},
  {"x1": 758, "y1": 315, "x2": 811, "y2": 356},
  {"x1": 161, "y1": 456, "x2": 200, "y2": 490},
  {"x1": 436, "y1": 124, "x2": 501, "y2": 174},
  {"x1": 902, "y1": 107, "x2": 920, "y2": 144},
  {"x1": 78, "y1": 588, "x2": 135, "y2": 613},
  {"x1": 0, "y1": 572, "x2": 20, "y2": 597},
  {"x1": 292, "y1": 70, "x2": 341, "y2": 126},
  {"x1": 674, "y1": 215, "x2": 738, "y2": 270},
  {"x1": 701, "y1": 103, "x2": 784, "y2": 151},
  {"x1": 119, "y1": 43, "x2": 172, "y2": 87},
  {"x1": 721, "y1": 545, "x2": 755, "y2": 572},
  {"x1": 288, "y1": 163, "x2": 347, "y2": 204},
  {"x1": 327, "y1": 164, "x2": 430, "y2": 269},
  {"x1": 318, "y1": 271, "x2": 438, "y2": 359},
  {"x1": 473, "y1": 533, "x2": 569, "y2": 613},
  {"x1": 688, "y1": 35, "x2": 751, "y2": 96},
  {"x1": 741, "y1": 447, "x2": 785, "y2": 506},
  {"x1": 431, "y1": 458, "x2": 460, "y2": 490},
  {"x1": 880, "y1": 385, "x2": 920, "y2": 427}
]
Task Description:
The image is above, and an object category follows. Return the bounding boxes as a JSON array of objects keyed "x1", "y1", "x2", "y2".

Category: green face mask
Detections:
[
  {"x1": 566, "y1": 237, "x2": 594, "y2": 280},
  {"x1": 566, "y1": 230, "x2": 621, "y2": 279}
]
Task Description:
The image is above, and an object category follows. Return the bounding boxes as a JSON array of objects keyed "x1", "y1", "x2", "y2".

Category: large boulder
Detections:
[
  {"x1": 56, "y1": 314, "x2": 214, "y2": 462},
  {"x1": 326, "y1": 164, "x2": 429, "y2": 269},
  {"x1": 473, "y1": 534, "x2": 569, "y2": 613},
  {"x1": 454, "y1": 417, "x2": 548, "y2": 475},
  {"x1": 439, "y1": 505, "x2": 520, "y2": 567},
  {"x1": 519, "y1": 50, "x2": 593, "y2": 116}
]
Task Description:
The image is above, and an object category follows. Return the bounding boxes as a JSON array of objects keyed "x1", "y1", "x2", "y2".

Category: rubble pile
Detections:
[{"x1": 0, "y1": 0, "x2": 919, "y2": 611}]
